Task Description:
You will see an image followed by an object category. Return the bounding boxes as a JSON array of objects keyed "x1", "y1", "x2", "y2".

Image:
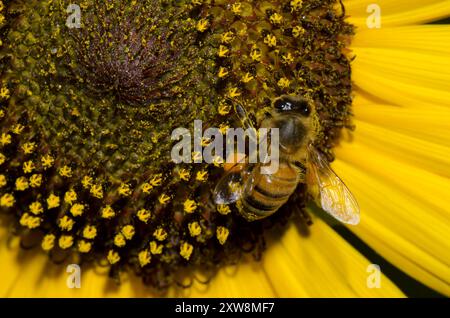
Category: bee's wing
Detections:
[
  {"x1": 306, "y1": 145, "x2": 360, "y2": 225},
  {"x1": 214, "y1": 104, "x2": 261, "y2": 204},
  {"x1": 213, "y1": 159, "x2": 254, "y2": 205}
]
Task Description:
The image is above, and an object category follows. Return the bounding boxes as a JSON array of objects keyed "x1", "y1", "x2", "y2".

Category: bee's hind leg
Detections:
[{"x1": 297, "y1": 207, "x2": 313, "y2": 226}]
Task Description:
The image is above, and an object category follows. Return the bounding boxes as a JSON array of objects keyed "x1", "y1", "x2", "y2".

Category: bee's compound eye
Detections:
[
  {"x1": 289, "y1": 97, "x2": 310, "y2": 117},
  {"x1": 274, "y1": 96, "x2": 311, "y2": 116},
  {"x1": 273, "y1": 97, "x2": 292, "y2": 111},
  {"x1": 296, "y1": 100, "x2": 311, "y2": 117}
]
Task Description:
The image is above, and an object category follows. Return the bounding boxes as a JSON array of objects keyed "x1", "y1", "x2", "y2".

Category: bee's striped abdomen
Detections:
[{"x1": 239, "y1": 163, "x2": 299, "y2": 221}]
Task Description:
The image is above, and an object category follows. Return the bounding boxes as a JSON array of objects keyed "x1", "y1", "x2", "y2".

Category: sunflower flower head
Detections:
[{"x1": 0, "y1": 0, "x2": 359, "y2": 292}]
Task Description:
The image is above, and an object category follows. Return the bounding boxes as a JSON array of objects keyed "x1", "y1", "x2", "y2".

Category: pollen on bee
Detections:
[{"x1": 223, "y1": 152, "x2": 247, "y2": 173}]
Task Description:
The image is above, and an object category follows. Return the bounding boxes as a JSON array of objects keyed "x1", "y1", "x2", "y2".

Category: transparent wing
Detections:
[
  {"x1": 306, "y1": 145, "x2": 360, "y2": 225},
  {"x1": 213, "y1": 156, "x2": 255, "y2": 205},
  {"x1": 213, "y1": 104, "x2": 261, "y2": 204},
  {"x1": 213, "y1": 170, "x2": 244, "y2": 204}
]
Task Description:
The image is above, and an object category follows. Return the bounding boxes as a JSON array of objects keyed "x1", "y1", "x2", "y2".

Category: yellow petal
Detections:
[
  {"x1": 331, "y1": 155, "x2": 450, "y2": 296},
  {"x1": 343, "y1": 119, "x2": 450, "y2": 179},
  {"x1": 352, "y1": 93, "x2": 450, "y2": 148},
  {"x1": 352, "y1": 47, "x2": 450, "y2": 108},
  {"x1": 0, "y1": 227, "x2": 276, "y2": 297},
  {"x1": 262, "y1": 219, "x2": 404, "y2": 297},
  {"x1": 352, "y1": 25, "x2": 450, "y2": 54},
  {"x1": 345, "y1": 0, "x2": 450, "y2": 27},
  {"x1": 0, "y1": 220, "x2": 403, "y2": 297},
  {"x1": 184, "y1": 263, "x2": 277, "y2": 298}
]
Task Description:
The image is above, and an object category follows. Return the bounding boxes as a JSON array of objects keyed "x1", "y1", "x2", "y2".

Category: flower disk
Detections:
[{"x1": 0, "y1": 0, "x2": 354, "y2": 291}]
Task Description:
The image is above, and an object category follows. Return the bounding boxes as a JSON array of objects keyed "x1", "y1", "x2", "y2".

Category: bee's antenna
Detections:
[
  {"x1": 339, "y1": 0, "x2": 346, "y2": 18},
  {"x1": 233, "y1": 103, "x2": 256, "y2": 131}
]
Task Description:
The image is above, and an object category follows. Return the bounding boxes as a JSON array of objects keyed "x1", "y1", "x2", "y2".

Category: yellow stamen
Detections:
[
  {"x1": 137, "y1": 208, "x2": 151, "y2": 223},
  {"x1": 278, "y1": 77, "x2": 291, "y2": 88},
  {"x1": 21, "y1": 142, "x2": 36, "y2": 154},
  {"x1": 218, "y1": 67, "x2": 229, "y2": 78},
  {"x1": 58, "y1": 235, "x2": 74, "y2": 250},
  {"x1": 158, "y1": 193, "x2": 171, "y2": 205},
  {"x1": 78, "y1": 240, "x2": 92, "y2": 253},
  {"x1": 216, "y1": 226, "x2": 230, "y2": 245},
  {"x1": 178, "y1": 168, "x2": 190, "y2": 181},
  {"x1": 269, "y1": 13, "x2": 283, "y2": 25},
  {"x1": 196, "y1": 170, "x2": 208, "y2": 182},
  {"x1": 218, "y1": 45, "x2": 229, "y2": 58},
  {"x1": 20, "y1": 213, "x2": 42, "y2": 229},
  {"x1": 188, "y1": 222, "x2": 202, "y2": 237},
  {"x1": 114, "y1": 233, "x2": 126, "y2": 247},
  {"x1": 41, "y1": 234, "x2": 56, "y2": 251},
  {"x1": 149, "y1": 175, "x2": 163, "y2": 187},
  {"x1": 47, "y1": 193, "x2": 60, "y2": 209},
  {"x1": 196, "y1": 19, "x2": 209, "y2": 32},
  {"x1": 121, "y1": 225, "x2": 135, "y2": 240},
  {"x1": 64, "y1": 189, "x2": 77, "y2": 205},
  {"x1": 41, "y1": 154, "x2": 55, "y2": 169},
  {"x1": 29, "y1": 174, "x2": 42, "y2": 188},
  {"x1": 180, "y1": 242, "x2": 194, "y2": 260},
  {"x1": 29, "y1": 201, "x2": 43, "y2": 215},
  {"x1": 264, "y1": 34, "x2": 277, "y2": 48},
  {"x1": 242, "y1": 72, "x2": 254, "y2": 83},
  {"x1": 292, "y1": 25, "x2": 305, "y2": 38},
  {"x1": 0, "y1": 87, "x2": 10, "y2": 99},
  {"x1": 100, "y1": 205, "x2": 115, "y2": 219},
  {"x1": 221, "y1": 31, "x2": 234, "y2": 44},
  {"x1": 149, "y1": 241, "x2": 163, "y2": 255},
  {"x1": 82, "y1": 175, "x2": 93, "y2": 189},
  {"x1": 23, "y1": 160, "x2": 35, "y2": 174},
  {"x1": 230, "y1": 2, "x2": 242, "y2": 15},
  {"x1": 0, "y1": 133, "x2": 11, "y2": 146},
  {"x1": 118, "y1": 183, "x2": 132, "y2": 197},
  {"x1": 141, "y1": 182, "x2": 153, "y2": 194},
  {"x1": 58, "y1": 165, "x2": 73, "y2": 178},
  {"x1": 290, "y1": 0, "x2": 303, "y2": 11},
  {"x1": 153, "y1": 227, "x2": 168, "y2": 241},
  {"x1": 70, "y1": 203, "x2": 85, "y2": 217},
  {"x1": 107, "y1": 250, "x2": 120, "y2": 264},
  {"x1": 218, "y1": 102, "x2": 231, "y2": 115},
  {"x1": 250, "y1": 48, "x2": 262, "y2": 61},
  {"x1": 217, "y1": 204, "x2": 231, "y2": 215},
  {"x1": 138, "y1": 249, "x2": 151, "y2": 267},
  {"x1": 82, "y1": 225, "x2": 97, "y2": 240},
  {"x1": 58, "y1": 215, "x2": 75, "y2": 231},
  {"x1": 0, "y1": 174, "x2": 6, "y2": 187},
  {"x1": 90, "y1": 184, "x2": 104, "y2": 199},
  {"x1": 282, "y1": 52, "x2": 295, "y2": 64},
  {"x1": 227, "y1": 87, "x2": 241, "y2": 99},
  {"x1": 15, "y1": 177, "x2": 29, "y2": 191},
  {"x1": 184, "y1": 199, "x2": 197, "y2": 214},
  {"x1": 11, "y1": 124, "x2": 24, "y2": 135},
  {"x1": 0, "y1": 193, "x2": 14, "y2": 207}
]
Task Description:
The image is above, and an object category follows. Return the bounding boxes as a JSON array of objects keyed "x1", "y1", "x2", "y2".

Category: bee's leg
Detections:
[
  {"x1": 293, "y1": 160, "x2": 307, "y2": 171},
  {"x1": 298, "y1": 208, "x2": 313, "y2": 226},
  {"x1": 291, "y1": 205, "x2": 312, "y2": 237}
]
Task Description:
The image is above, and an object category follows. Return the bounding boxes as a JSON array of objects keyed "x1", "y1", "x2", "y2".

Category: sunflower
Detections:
[{"x1": 0, "y1": 0, "x2": 449, "y2": 297}]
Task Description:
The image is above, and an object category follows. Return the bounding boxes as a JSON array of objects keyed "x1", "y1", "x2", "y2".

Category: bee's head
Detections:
[{"x1": 267, "y1": 95, "x2": 318, "y2": 152}]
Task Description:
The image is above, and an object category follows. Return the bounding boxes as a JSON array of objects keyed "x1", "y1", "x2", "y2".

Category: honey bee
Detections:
[{"x1": 213, "y1": 95, "x2": 360, "y2": 225}]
